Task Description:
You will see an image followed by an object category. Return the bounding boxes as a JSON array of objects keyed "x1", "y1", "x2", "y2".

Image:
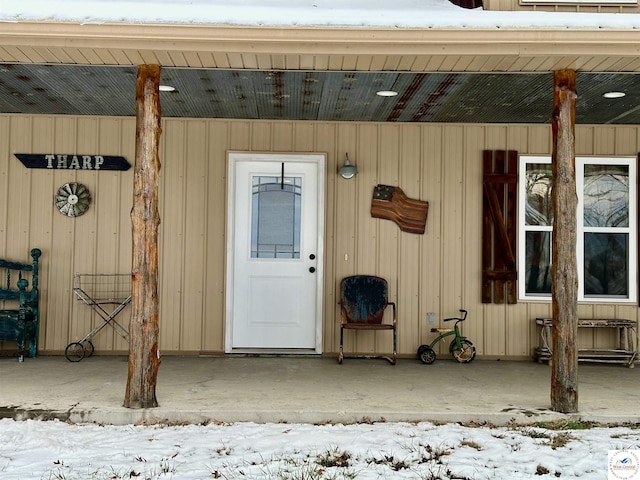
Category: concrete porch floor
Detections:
[{"x1": 0, "y1": 355, "x2": 638, "y2": 426}]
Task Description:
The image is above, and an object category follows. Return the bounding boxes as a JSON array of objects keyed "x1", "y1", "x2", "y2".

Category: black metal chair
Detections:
[{"x1": 338, "y1": 275, "x2": 397, "y2": 364}]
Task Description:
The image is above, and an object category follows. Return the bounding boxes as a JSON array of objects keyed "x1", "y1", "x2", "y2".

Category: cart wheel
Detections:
[
  {"x1": 82, "y1": 340, "x2": 94, "y2": 357},
  {"x1": 417, "y1": 345, "x2": 436, "y2": 365},
  {"x1": 65, "y1": 342, "x2": 85, "y2": 362},
  {"x1": 450, "y1": 339, "x2": 476, "y2": 363}
]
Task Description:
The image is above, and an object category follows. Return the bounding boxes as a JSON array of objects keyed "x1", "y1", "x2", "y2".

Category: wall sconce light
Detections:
[{"x1": 339, "y1": 153, "x2": 358, "y2": 179}]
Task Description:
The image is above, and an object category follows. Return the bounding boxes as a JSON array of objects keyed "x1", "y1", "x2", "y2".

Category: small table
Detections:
[{"x1": 535, "y1": 318, "x2": 637, "y2": 368}]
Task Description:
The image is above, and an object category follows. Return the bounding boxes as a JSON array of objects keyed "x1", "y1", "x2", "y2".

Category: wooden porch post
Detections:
[
  {"x1": 124, "y1": 64, "x2": 162, "y2": 409},
  {"x1": 550, "y1": 69, "x2": 579, "y2": 413}
]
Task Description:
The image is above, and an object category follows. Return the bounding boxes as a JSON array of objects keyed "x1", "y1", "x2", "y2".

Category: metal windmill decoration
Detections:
[{"x1": 55, "y1": 182, "x2": 91, "y2": 217}]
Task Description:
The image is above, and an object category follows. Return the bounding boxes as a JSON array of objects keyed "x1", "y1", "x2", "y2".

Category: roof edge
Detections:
[{"x1": 2, "y1": 22, "x2": 640, "y2": 70}]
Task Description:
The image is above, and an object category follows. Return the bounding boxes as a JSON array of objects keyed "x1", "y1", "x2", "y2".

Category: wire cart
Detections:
[{"x1": 65, "y1": 273, "x2": 131, "y2": 362}]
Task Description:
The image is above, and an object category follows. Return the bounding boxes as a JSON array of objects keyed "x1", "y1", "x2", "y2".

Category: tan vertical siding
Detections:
[
  {"x1": 484, "y1": 0, "x2": 639, "y2": 13},
  {"x1": 316, "y1": 123, "x2": 338, "y2": 352},
  {"x1": 272, "y1": 122, "x2": 294, "y2": 152},
  {"x1": 75, "y1": 164, "x2": 100, "y2": 352},
  {"x1": 355, "y1": 124, "x2": 384, "y2": 353},
  {"x1": 202, "y1": 121, "x2": 229, "y2": 352},
  {"x1": 419, "y1": 125, "x2": 443, "y2": 352},
  {"x1": 398, "y1": 125, "x2": 422, "y2": 355},
  {"x1": 508, "y1": 124, "x2": 539, "y2": 355},
  {"x1": 1, "y1": 115, "x2": 639, "y2": 360},
  {"x1": 354, "y1": 124, "x2": 379, "y2": 276},
  {"x1": 376, "y1": 125, "x2": 401, "y2": 353},
  {"x1": 333, "y1": 123, "x2": 359, "y2": 353},
  {"x1": 441, "y1": 126, "x2": 465, "y2": 310},
  {"x1": 0, "y1": 117, "x2": 10, "y2": 255},
  {"x1": 159, "y1": 120, "x2": 187, "y2": 352},
  {"x1": 462, "y1": 125, "x2": 487, "y2": 354},
  {"x1": 181, "y1": 121, "x2": 208, "y2": 352}
]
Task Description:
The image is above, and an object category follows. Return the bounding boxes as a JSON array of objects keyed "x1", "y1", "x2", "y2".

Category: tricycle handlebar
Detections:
[{"x1": 443, "y1": 309, "x2": 468, "y2": 322}]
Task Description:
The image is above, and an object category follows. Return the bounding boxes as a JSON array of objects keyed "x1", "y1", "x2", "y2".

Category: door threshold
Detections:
[{"x1": 228, "y1": 348, "x2": 321, "y2": 356}]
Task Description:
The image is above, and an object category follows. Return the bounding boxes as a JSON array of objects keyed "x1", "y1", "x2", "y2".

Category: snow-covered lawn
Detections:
[{"x1": 0, "y1": 418, "x2": 638, "y2": 479}]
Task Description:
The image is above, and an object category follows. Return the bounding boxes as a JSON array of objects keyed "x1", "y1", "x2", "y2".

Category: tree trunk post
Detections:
[
  {"x1": 550, "y1": 69, "x2": 579, "y2": 413},
  {"x1": 124, "y1": 64, "x2": 162, "y2": 409}
]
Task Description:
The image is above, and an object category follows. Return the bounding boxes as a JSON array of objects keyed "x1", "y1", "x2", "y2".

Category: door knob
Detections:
[{"x1": 309, "y1": 267, "x2": 316, "y2": 273}]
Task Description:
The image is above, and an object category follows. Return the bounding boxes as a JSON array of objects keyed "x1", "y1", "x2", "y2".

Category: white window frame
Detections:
[{"x1": 518, "y1": 155, "x2": 637, "y2": 303}]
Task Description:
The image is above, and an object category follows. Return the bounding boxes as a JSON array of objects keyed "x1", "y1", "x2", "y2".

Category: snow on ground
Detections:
[
  {"x1": 3, "y1": 0, "x2": 640, "y2": 29},
  {"x1": 0, "y1": 418, "x2": 639, "y2": 479}
]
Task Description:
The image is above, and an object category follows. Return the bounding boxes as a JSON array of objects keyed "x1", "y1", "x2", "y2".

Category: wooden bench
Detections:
[
  {"x1": 535, "y1": 317, "x2": 637, "y2": 368},
  {"x1": 0, "y1": 249, "x2": 41, "y2": 362}
]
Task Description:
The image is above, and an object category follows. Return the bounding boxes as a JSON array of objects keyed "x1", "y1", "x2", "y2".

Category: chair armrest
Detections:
[{"x1": 388, "y1": 301, "x2": 397, "y2": 324}]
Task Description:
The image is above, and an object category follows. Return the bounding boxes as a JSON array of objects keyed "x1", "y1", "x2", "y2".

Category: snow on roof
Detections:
[{"x1": 2, "y1": 0, "x2": 640, "y2": 29}]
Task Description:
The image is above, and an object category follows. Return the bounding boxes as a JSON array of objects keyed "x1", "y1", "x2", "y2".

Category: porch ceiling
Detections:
[
  {"x1": 3, "y1": 22, "x2": 640, "y2": 124},
  {"x1": 2, "y1": 63, "x2": 640, "y2": 124}
]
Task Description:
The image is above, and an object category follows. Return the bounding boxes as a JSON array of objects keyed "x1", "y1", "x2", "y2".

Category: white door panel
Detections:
[{"x1": 226, "y1": 153, "x2": 324, "y2": 352}]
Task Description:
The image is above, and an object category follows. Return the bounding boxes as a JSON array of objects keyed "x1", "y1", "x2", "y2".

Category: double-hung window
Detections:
[{"x1": 519, "y1": 155, "x2": 637, "y2": 303}]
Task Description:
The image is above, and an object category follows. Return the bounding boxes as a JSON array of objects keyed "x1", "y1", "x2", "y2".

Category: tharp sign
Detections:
[{"x1": 14, "y1": 153, "x2": 131, "y2": 171}]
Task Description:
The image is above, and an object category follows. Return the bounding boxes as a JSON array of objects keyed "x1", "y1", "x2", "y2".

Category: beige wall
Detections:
[
  {"x1": 1, "y1": 114, "x2": 638, "y2": 358},
  {"x1": 484, "y1": 0, "x2": 640, "y2": 12}
]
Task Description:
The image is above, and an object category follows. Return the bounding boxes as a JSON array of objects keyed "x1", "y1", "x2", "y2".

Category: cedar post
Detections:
[
  {"x1": 124, "y1": 64, "x2": 162, "y2": 409},
  {"x1": 550, "y1": 69, "x2": 579, "y2": 413}
]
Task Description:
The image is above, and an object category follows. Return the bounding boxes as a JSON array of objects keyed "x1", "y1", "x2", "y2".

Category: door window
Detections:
[{"x1": 251, "y1": 176, "x2": 302, "y2": 259}]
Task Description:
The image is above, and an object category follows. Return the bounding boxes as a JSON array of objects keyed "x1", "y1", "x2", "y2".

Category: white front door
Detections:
[{"x1": 226, "y1": 152, "x2": 324, "y2": 352}]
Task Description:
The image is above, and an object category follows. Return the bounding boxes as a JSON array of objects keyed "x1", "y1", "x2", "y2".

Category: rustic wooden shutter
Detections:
[{"x1": 482, "y1": 150, "x2": 518, "y2": 304}]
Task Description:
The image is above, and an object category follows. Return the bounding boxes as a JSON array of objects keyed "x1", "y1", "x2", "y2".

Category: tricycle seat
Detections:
[{"x1": 431, "y1": 327, "x2": 453, "y2": 333}]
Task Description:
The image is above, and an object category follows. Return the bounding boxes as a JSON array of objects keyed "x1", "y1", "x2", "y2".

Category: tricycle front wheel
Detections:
[
  {"x1": 417, "y1": 345, "x2": 436, "y2": 365},
  {"x1": 449, "y1": 339, "x2": 476, "y2": 363}
]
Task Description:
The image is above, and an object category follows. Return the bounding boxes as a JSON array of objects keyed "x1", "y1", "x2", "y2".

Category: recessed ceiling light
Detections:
[
  {"x1": 603, "y1": 91, "x2": 625, "y2": 99},
  {"x1": 159, "y1": 85, "x2": 176, "y2": 92},
  {"x1": 376, "y1": 90, "x2": 398, "y2": 97}
]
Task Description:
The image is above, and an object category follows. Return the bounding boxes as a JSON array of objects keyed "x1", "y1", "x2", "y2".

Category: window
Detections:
[
  {"x1": 519, "y1": 155, "x2": 636, "y2": 303},
  {"x1": 251, "y1": 175, "x2": 302, "y2": 259}
]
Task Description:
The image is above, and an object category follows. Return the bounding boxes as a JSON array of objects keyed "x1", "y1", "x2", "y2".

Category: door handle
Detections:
[{"x1": 309, "y1": 267, "x2": 316, "y2": 273}]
